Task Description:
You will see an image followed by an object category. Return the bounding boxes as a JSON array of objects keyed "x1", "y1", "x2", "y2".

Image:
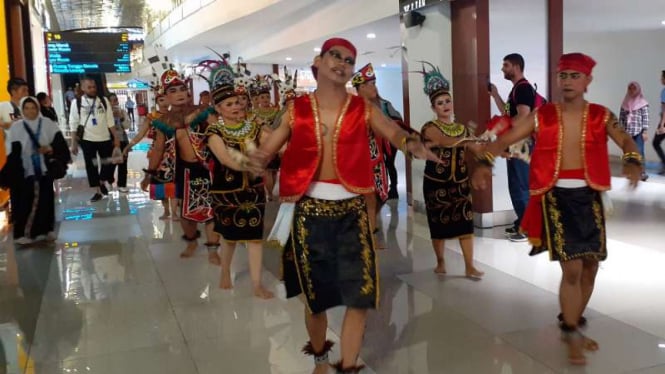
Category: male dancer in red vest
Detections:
[
  {"x1": 249, "y1": 38, "x2": 436, "y2": 373},
  {"x1": 472, "y1": 53, "x2": 642, "y2": 366}
]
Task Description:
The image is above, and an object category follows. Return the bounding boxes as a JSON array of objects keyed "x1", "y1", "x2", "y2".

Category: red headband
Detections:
[
  {"x1": 320, "y1": 38, "x2": 357, "y2": 58},
  {"x1": 557, "y1": 53, "x2": 596, "y2": 76},
  {"x1": 312, "y1": 38, "x2": 358, "y2": 79}
]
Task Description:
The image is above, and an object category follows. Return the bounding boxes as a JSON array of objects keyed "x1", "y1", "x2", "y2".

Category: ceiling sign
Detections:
[{"x1": 399, "y1": 0, "x2": 446, "y2": 14}]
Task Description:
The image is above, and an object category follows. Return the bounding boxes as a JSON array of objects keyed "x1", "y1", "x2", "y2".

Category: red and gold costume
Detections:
[
  {"x1": 522, "y1": 102, "x2": 612, "y2": 261},
  {"x1": 280, "y1": 93, "x2": 378, "y2": 315},
  {"x1": 279, "y1": 94, "x2": 374, "y2": 201}
]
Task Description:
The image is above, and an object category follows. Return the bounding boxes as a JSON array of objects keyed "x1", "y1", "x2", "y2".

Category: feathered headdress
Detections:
[
  {"x1": 234, "y1": 57, "x2": 252, "y2": 96},
  {"x1": 197, "y1": 49, "x2": 236, "y2": 104},
  {"x1": 415, "y1": 61, "x2": 450, "y2": 102},
  {"x1": 273, "y1": 66, "x2": 299, "y2": 106},
  {"x1": 249, "y1": 74, "x2": 274, "y2": 97}
]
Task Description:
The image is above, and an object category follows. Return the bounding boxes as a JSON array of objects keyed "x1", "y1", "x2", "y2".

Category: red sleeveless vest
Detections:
[
  {"x1": 529, "y1": 102, "x2": 611, "y2": 195},
  {"x1": 279, "y1": 94, "x2": 375, "y2": 201}
]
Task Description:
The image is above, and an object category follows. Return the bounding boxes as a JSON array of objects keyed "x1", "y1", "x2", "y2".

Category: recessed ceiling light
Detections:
[
  {"x1": 366, "y1": 33, "x2": 376, "y2": 39},
  {"x1": 285, "y1": 57, "x2": 292, "y2": 61},
  {"x1": 381, "y1": 64, "x2": 387, "y2": 68},
  {"x1": 314, "y1": 47, "x2": 321, "y2": 52},
  {"x1": 661, "y1": 20, "x2": 665, "y2": 25}
]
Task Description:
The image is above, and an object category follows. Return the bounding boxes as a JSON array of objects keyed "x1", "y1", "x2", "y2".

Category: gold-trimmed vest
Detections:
[
  {"x1": 529, "y1": 103, "x2": 611, "y2": 195},
  {"x1": 280, "y1": 94, "x2": 375, "y2": 201}
]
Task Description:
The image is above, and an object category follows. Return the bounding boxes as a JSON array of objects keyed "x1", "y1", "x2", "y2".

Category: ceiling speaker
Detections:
[{"x1": 404, "y1": 11, "x2": 426, "y2": 28}]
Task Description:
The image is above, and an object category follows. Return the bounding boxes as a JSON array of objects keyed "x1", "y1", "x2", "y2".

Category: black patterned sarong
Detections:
[
  {"x1": 211, "y1": 186, "x2": 265, "y2": 242},
  {"x1": 282, "y1": 195, "x2": 378, "y2": 314},
  {"x1": 529, "y1": 186, "x2": 607, "y2": 262}
]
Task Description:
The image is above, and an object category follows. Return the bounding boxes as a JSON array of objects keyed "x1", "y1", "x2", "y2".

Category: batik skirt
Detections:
[
  {"x1": 211, "y1": 186, "x2": 266, "y2": 242},
  {"x1": 529, "y1": 186, "x2": 607, "y2": 262},
  {"x1": 282, "y1": 195, "x2": 378, "y2": 314}
]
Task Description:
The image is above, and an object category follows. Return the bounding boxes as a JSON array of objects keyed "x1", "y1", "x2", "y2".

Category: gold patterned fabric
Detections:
[
  {"x1": 422, "y1": 122, "x2": 473, "y2": 240},
  {"x1": 529, "y1": 186, "x2": 607, "y2": 262},
  {"x1": 206, "y1": 120, "x2": 265, "y2": 241},
  {"x1": 282, "y1": 195, "x2": 378, "y2": 314}
]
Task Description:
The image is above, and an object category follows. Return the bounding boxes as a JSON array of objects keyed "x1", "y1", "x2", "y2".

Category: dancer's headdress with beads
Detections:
[
  {"x1": 273, "y1": 66, "x2": 299, "y2": 106},
  {"x1": 197, "y1": 49, "x2": 237, "y2": 104},
  {"x1": 415, "y1": 61, "x2": 450, "y2": 103}
]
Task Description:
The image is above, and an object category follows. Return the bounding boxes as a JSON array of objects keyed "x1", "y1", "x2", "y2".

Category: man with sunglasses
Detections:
[
  {"x1": 249, "y1": 38, "x2": 437, "y2": 373},
  {"x1": 472, "y1": 53, "x2": 641, "y2": 366}
]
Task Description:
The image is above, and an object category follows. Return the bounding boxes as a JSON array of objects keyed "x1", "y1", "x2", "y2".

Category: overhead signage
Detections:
[{"x1": 399, "y1": 0, "x2": 446, "y2": 14}]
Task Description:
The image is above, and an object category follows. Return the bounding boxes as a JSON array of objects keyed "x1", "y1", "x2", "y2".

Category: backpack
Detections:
[
  {"x1": 511, "y1": 80, "x2": 547, "y2": 110},
  {"x1": 76, "y1": 95, "x2": 108, "y2": 117}
]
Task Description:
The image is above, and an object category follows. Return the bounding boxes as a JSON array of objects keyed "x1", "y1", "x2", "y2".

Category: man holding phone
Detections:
[{"x1": 488, "y1": 53, "x2": 536, "y2": 242}]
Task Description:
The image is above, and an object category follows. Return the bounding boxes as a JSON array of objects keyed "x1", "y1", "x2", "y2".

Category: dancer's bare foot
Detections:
[
  {"x1": 583, "y1": 336, "x2": 599, "y2": 352},
  {"x1": 220, "y1": 271, "x2": 233, "y2": 289},
  {"x1": 159, "y1": 213, "x2": 170, "y2": 220},
  {"x1": 566, "y1": 334, "x2": 587, "y2": 366},
  {"x1": 208, "y1": 251, "x2": 221, "y2": 266},
  {"x1": 171, "y1": 215, "x2": 180, "y2": 222},
  {"x1": 253, "y1": 286, "x2": 274, "y2": 299},
  {"x1": 312, "y1": 364, "x2": 329, "y2": 374},
  {"x1": 180, "y1": 241, "x2": 197, "y2": 258},
  {"x1": 465, "y1": 267, "x2": 485, "y2": 280},
  {"x1": 434, "y1": 260, "x2": 446, "y2": 274}
]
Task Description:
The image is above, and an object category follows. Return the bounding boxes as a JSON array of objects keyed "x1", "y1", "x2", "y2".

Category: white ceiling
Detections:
[
  {"x1": 251, "y1": 15, "x2": 403, "y2": 69},
  {"x1": 162, "y1": 0, "x2": 665, "y2": 69}
]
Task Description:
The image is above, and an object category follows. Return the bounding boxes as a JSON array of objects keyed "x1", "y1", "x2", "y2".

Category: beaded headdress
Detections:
[
  {"x1": 234, "y1": 58, "x2": 252, "y2": 96},
  {"x1": 249, "y1": 74, "x2": 274, "y2": 97},
  {"x1": 197, "y1": 51, "x2": 236, "y2": 104},
  {"x1": 351, "y1": 63, "x2": 376, "y2": 87},
  {"x1": 416, "y1": 61, "x2": 450, "y2": 102},
  {"x1": 274, "y1": 66, "x2": 299, "y2": 106}
]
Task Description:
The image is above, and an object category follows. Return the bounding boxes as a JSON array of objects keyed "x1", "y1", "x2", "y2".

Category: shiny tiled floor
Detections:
[{"x1": 1, "y1": 149, "x2": 665, "y2": 374}]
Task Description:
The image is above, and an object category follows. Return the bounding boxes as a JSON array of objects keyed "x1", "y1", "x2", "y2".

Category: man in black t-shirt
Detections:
[{"x1": 489, "y1": 53, "x2": 535, "y2": 242}]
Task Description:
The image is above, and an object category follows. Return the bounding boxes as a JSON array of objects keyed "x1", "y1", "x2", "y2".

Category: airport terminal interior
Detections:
[{"x1": 1, "y1": 0, "x2": 665, "y2": 373}]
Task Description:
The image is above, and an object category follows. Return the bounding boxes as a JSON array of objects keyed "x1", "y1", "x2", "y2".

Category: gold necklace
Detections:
[{"x1": 433, "y1": 120, "x2": 465, "y2": 137}]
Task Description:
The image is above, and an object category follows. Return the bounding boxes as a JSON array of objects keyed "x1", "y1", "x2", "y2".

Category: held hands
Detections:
[
  {"x1": 622, "y1": 163, "x2": 641, "y2": 189},
  {"x1": 122, "y1": 144, "x2": 132, "y2": 157},
  {"x1": 404, "y1": 136, "x2": 442, "y2": 164}
]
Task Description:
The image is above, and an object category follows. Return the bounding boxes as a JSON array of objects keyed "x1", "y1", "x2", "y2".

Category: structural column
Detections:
[
  {"x1": 547, "y1": 0, "x2": 563, "y2": 102},
  {"x1": 450, "y1": 0, "x2": 492, "y2": 216}
]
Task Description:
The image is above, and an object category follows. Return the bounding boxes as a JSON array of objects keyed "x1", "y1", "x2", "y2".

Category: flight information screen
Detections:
[{"x1": 46, "y1": 32, "x2": 131, "y2": 74}]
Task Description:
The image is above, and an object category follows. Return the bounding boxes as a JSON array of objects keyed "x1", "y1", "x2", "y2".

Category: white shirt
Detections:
[
  {"x1": 68, "y1": 96, "x2": 115, "y2": 142},
  {"x1": 0, "y1": 101, "x2": 21, "y2": 127},
  {"x1": 6, "y1": 116, "x2": 60, "y2": 177}
]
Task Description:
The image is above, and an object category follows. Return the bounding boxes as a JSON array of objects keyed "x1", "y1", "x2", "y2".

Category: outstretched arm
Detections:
[
  {"x1": 208, "y1": 134, "x2": 250, "y2": 172},
  {"x1": 368, "y1": 105, "x2": 439, "y2": 162},
  {"x1": 606, "y1": 112, "x2": 641, "y2": 187}
]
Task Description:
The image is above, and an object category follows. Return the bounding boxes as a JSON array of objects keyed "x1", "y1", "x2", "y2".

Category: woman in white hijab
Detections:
[{"x1": 1, "y1": 96, "x2": 71, "y2": 245}]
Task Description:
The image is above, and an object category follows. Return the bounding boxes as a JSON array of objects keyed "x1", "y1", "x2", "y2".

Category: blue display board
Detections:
[{"x1": 46, "y1": 32, "x2": 131, "y2": 74}]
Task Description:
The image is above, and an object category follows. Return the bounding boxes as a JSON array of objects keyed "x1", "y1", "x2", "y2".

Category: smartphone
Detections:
[{"x1": 487, "y1": 81, "x2": 493, "y2": 92}]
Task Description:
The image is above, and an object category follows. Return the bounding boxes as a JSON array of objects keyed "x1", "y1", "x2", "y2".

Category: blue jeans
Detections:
[
  {"x1": 507, "y1": 158, "x2": 530, "y2": 229},
  {"x1": 632, "y1": 131, "x2": 645, "y2": 159}
]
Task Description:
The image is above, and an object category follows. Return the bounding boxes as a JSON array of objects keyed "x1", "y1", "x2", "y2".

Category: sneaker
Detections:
[
  {"x1": 118, "y1": 187, "x2": 129, "y2": 193},
  {"x1": 504, "y1": 226, "x2": 518, "y2": 236},
  {"x1": 508, "y1": 232, "x2": 528, "y2": 242},
  {"x1": 641, "y1": 173, "x2": 649, "y2": 182},
  {"x1": 90, "y1": 192, "x2": 103, "y2": 202},
  {"x1": 99, "y1": 183, "x2": 109, "y2": 196},
  {"x1": 15, "y1": 237, "x2": 33, "y2": 245}
]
